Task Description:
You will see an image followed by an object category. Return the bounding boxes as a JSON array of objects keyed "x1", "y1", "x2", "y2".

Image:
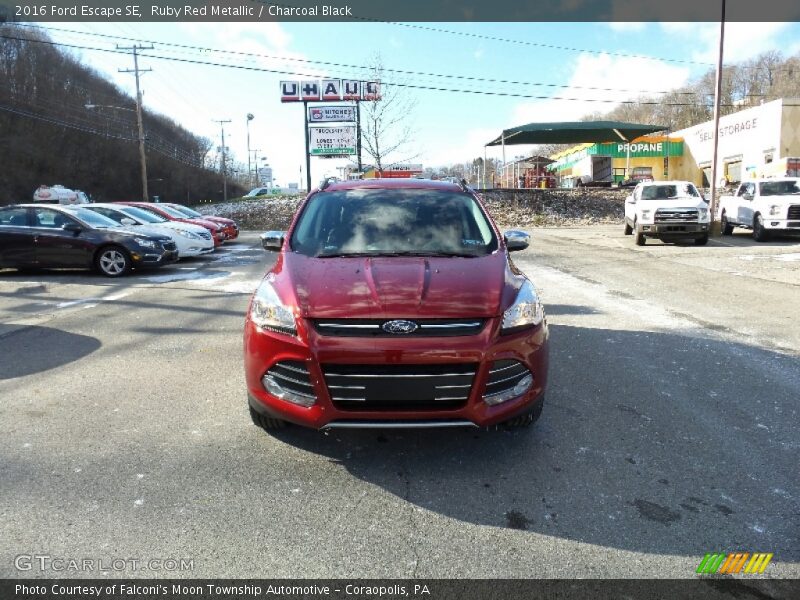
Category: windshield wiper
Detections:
[{"x1": 314, "y1": 250, "x2": 479, "y2": 258}]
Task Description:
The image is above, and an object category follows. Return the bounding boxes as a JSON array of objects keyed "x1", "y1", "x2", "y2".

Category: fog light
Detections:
[
  {"x1": 771, "y1": 222, "x2": 779, "y2": 226},
  {"x1": 483, "y1": 374, "x2": 533, "y2": 406},
  {"x1": 262, "y1": 374, "x2": 316, "y2": 407}
]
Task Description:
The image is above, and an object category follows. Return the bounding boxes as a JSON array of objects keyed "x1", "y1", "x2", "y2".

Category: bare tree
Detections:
[{"x1": 359, "y1": 54, "x2": 418, "y2": 172}]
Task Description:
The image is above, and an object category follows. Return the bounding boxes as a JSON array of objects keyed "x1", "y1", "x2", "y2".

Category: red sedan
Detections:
[
  {"x1": 115, "y1": 202, "x2": 226, "y2": 247},
  {"x1": 244, "y1": 179, "x2": 549, "y2": 432},
  {"x1": 163, "y1": 203, "x2": 239, "y2": 240}
]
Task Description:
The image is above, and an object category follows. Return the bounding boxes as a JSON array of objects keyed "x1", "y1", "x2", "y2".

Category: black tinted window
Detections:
[
  {"x1": 0, "y1": 207, "x2": 28, "y2": 226},
  {"x1": 291, "y1": 189, "x2": 498, "y2": 257}
]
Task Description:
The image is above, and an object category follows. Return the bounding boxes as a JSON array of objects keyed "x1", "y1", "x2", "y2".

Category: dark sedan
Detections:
[{"x1": 0, "y1": 204, "x2": 178, "y2": 277}]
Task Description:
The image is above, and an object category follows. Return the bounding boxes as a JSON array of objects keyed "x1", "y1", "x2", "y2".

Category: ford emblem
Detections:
[{"x1": 382, "y1": 319, "x2": 419, "y2": 334}]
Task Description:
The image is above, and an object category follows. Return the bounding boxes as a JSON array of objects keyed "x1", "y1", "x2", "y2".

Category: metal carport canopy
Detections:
[{"x1": 486, "y1": 121, "x2": 667, "y2": 146}]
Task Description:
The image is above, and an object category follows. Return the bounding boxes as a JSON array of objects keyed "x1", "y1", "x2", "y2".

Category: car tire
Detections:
[
  {"x1": 623, "y1": 220, "x2": 633, "y2": 235},
  {"x1": 634, "y1": 220, "x2": 646, "y2": 246},
  {"x1": 249, "y1": 406, "x2": 287, "y2": 431},
  {"x1": 753, "y1": 213, "x2": 770, "y2": 242},
  {"x1": 720, "y1": 211, "x2": 734, "y2": 236},
  {"x1": 94, "y1": 246, "x2": 131, "y2": 277},
  {"x1": 501, "y1": 397, "x2": 544, "y2": 429}
]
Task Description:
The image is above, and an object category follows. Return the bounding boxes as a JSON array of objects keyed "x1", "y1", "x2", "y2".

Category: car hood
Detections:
[
  {"x1": 201, "y1": 215, "x2": 235, "y2": 225},
  {"x1": 159, "y1": 221, "x2": 209, "y2": 235},
  {"x1": 282, "y1": 251, "x2": 508, "y2": 319},
  {"x1": 757, "y1": 194, "x2": 800, "y2": 205},
  {"x1": 183, "y1": 217, "x2": 220, "y2": 230}
]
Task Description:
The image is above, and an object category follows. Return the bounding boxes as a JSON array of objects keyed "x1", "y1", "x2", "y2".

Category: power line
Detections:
[
  {"x1": 0, "y1": 33, "x2": 749, "y2": 107},
  {"x1": 5, "y1": 23, "x2": 749, "y2": 98}
]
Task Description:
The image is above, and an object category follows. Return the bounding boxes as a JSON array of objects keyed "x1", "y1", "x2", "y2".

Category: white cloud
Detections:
[
  {"x1": 660, "y1": 22, "x2": 791, "y2": 65},
  {"x1": 510, "y1": 53, "x2": 691, "y2": 124}
]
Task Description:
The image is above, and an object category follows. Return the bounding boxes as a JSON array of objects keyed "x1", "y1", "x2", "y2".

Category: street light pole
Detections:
[
  {"x1": 709, "y1": 0, "x2": 726, "y2": 236},
  {"x1": 246, "y1": 113, "x2": 254, "y2": 188},
  {"x1": 213, "y1": 119, "x2": 232, "y2": 202}
]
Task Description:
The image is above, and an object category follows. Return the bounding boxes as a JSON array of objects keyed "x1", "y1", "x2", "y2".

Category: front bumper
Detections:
[
  {"x1": 763, "y1": 219, "x2": 800, "y2": 230},
  {"x1": 244, "y1": 317, "x2": 549, "y2": 429},
  {"x1": 132, "y1": 248, "x2": 179, "y2": 265},
  {"x1": 640, "y1": 222, "x2": 708, "y2": 236}
]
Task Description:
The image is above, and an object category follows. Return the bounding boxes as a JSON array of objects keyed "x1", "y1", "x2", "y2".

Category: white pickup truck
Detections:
[
  {"x1": 624, "y1": 181, "x2": 710, "y2": 246},
  {"x1": 718, "y1": 178, "x2": 800, "y2": 241}
]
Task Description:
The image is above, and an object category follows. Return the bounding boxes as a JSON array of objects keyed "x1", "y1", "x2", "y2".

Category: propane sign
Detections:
[
  {"x1": 309, "y1": 126, "x2": 357, "y2": 156},
  {"x1": 308, "y1": 105, "x2": 356, "y2": 123}
]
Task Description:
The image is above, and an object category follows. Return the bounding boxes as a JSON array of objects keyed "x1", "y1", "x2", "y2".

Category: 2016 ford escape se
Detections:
[{"x1": 243, "y1": 179, "x2": 549, "y2": 431}]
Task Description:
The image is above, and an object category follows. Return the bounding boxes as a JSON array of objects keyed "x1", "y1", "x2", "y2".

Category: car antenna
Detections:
[{"x1": 319, "y1": 177, "x2": 336, "y2": 191}]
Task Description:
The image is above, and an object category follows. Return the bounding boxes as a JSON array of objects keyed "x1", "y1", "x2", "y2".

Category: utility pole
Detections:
[
  {"x1": 709, "y1": 0, "x2": 726, "y2": 236},
  {"x1": 118, "y1": 44, "x2": 153, "y2": 203},
  {"x1": 213, "y1": 119, "x2": 232, "y2": 201}
]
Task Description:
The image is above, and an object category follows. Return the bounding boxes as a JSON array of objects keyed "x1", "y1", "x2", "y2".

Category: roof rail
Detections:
[{"x1": 319, "y1": 177, "x2": 337, "y2": 191}]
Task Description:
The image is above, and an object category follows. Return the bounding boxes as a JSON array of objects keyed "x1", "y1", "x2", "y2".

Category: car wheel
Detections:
[
  {"x1": 95, "y1": 246, "x2": 131, "y2": 277},
  {"x1": 634, "y1": 220, "x2": 646, "y2": 246},
  {"x1": 694, "y1": 234, "x2": 709, "y2": 246},
  {"x1": 249, "y1": 406, "x2": 287, "y2": 431},
  {"x1": 720, "y1": 211, "x2": 734, "y2": 236},
  {"x1": 623, "y1": 220, "x2": 633, "y2": 235},
  {"x1": 752, "y1": 213, "x2": 769, "y2": 242},
  {"x1": 501, "y1": 397, "x2": 544, "y2": 429}
]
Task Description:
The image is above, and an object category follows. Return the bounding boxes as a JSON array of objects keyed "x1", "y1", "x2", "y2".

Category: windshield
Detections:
[
  {"x1": 169, "y1": 204, "x2": 202, "y2": 217},
  {"x1": 290, "y1": 189, "x2": 498, "y2": 258},
  {"x1": 65, "y1": 208, "x2": 122, "y2": 228},
  {"x1": 640, "y1": 183, "x2": 699, "y2": 200},
  {"x1": 153, "y1": 205, "x2": 191, "y2": 219},
  {"x1": 120, "y1": 206, "x2": 168, "y2": 223},
  {"x1": 759, "y1": 180, "x2": 800, "y2": 196}
]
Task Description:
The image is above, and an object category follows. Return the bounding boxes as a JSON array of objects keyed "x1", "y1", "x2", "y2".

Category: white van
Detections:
[{"x1": 33, "y1": 185, "x2": 90, "y2": 205}]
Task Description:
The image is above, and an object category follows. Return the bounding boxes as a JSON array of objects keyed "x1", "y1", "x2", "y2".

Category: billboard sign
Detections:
[
  {"x1": 309, "y1": 126, "x2": 357, "y2": 156},
  {"x1": 281, "y1": 80, "x2": 381, "y2": 102},
  {"x1": 308, "y1": 105, "x2": 356, "y2": 123}
]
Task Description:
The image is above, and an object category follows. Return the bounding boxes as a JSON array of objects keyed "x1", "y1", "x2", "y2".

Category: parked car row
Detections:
[{"x1": 0, "y1": 202, "x2": 239, "y2": 277}]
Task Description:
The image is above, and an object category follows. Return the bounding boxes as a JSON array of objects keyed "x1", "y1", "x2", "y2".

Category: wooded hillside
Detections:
[{"x1": 0, "y1": 24, "x2": 242, "y2": 205}]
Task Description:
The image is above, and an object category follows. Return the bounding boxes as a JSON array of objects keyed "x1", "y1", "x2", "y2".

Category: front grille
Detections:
[
  {"x1": 322, "y1": 363, "x2": 477, "y2": 410},
  {"x1": 484, "y1": 360, "x2": 531, "y2": 399},
  {"x1": 312, "y1": 319, "x2": 486, "y2": 337},
  {"x1": 265, "y1": 361, "x2": 315, "y2": 399},
  {"x1": 197, "y1": 230, "x2": 212, "y2": 240},
  {"x1": 162, "y1": 241, "x2": 177, "y2": 252},
  {"x1": 788, "y1": 205, "x2": 800, "y2": 220},
  {"x1": 654, "y1": 208, "x2": 698, "y2": 223}
]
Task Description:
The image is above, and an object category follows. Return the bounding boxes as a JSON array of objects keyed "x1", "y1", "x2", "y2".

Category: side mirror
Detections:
[
  {"x1": 120, "y1": 217, "x2": 137, "y2": 226},
  {"x1": 504, "y1": 230, "x2": 530, "y2": 252},
  {"x1": 743, "y1": 192, "x2": 754, "y2": 201},
  {"x1": 260, "y1": 230, "x2": 286, "y2": 251},
  {"x1": 62, "y1": 222, "x2": 82, "y2": 234}
]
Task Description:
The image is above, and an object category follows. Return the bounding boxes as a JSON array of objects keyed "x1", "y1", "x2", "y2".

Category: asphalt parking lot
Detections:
[{"x1": 1, "y1": 227, "x2": 798, "y2": 579}]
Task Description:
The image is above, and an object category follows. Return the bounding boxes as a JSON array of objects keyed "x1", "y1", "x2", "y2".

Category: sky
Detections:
[{"x1": 36, "y1": 20, "x2": 800, "y2": 191}]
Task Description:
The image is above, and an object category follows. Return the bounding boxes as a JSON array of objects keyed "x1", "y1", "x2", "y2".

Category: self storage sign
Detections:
[
  {"x1": 308, "y1": 105, "x2": 356, "y2": 123},
  {"x1": 309, "y1": 126, "x2": 357, "y2": 156}
]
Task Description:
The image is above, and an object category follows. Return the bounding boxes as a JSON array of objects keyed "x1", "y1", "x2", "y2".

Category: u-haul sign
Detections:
[{"x1": 281, "y1": 80, "x2": 381, "y2": 103}]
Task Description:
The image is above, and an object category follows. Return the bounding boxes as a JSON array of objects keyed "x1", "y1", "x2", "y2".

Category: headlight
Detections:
[
  {"x1": 698, "y1": 207, "x2": 709, "y2": 220},
  {"x1": 174, "y1": 228, "x2": 200, "y2": 239},
  {"x1": 769, "y1": 205, "x2": 781, "y2": 216},
  {"x1": 501, "y1": 280, "x2": 544, "y2": 334},
  {"x1": 134, "y1": 237, "x2": 158, "y2": 249},
  {"x1": 249, "y1": 279, "x2": 296, "y2": 335},
  {"x1": 640, "y1": 209, "x2": 652, "y2": 221}
]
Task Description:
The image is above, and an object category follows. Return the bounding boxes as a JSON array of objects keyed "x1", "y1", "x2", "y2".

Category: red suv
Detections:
[
  {"x1": 116, "y1": 202, "x2": 226, "y2": 247},
  {"x1": 244, "y1": 179, "x2": 549, "y2": 431}
]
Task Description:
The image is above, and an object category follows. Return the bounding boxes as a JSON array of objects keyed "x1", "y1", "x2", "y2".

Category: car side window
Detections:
[
  {"x1": 634, "y1": 186, "x2": 642, "y2": 201},
  {"x1": 34, "y1": 208, "x2": 76, "y2": 229},
  {"x1": 91, "y1": 207, "x2": 122, "y2": 223},
  {"x1": 0, "y1": 207, "x2": 29, "y2": 227}
]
